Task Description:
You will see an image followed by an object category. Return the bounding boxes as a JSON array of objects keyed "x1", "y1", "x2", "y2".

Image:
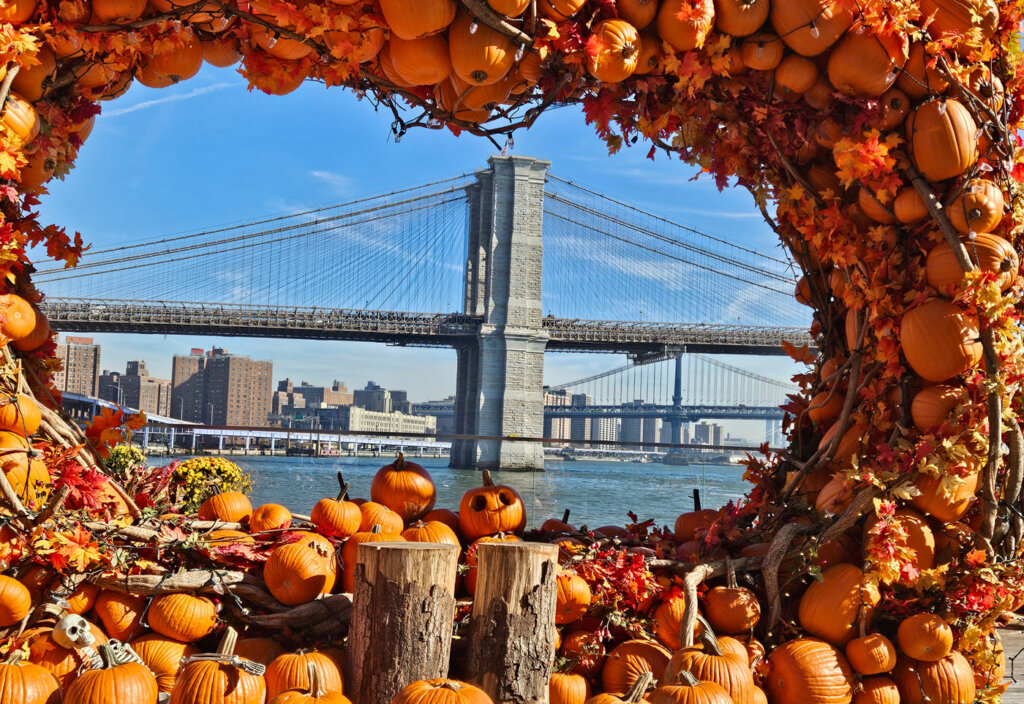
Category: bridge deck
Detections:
[{"x1": 40, "y1": 298, "x2": 813, "y2": 356}]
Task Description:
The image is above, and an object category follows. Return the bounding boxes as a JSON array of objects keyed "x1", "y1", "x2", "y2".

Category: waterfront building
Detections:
[
  {"x1": 99, "y1": 360, "x2": 171, "y2": 416},
  {"x1": 694, "y1": 421, "x2": 725, "y2": 452},
  {"x1": 570, "y1": 393, "x2": 591, "y2": 446},
  {"x1": 353, "y1": 381, "x2": 392, "y2": 413},
  {"x1": 336, "y1": 405, "x2": 436, "y2": 435},
  {"x1": 642, "y1": 418, "x2": 661, "y2": 451},
  {"x1": 55, "y1": 336, "x2": 100, "y2": 396},
  {"x1": 619, "y1": 400, "x2": 645, "y2": 449},
  {"x1": 171, "y1": 347, "x2": 272, "y2": 425},
  {"x1": 543, "y1": 388, "x2": 572, "y2": 444},
  {"x1": 589, "y1": 417, "x2": 617, "y2": 445}
]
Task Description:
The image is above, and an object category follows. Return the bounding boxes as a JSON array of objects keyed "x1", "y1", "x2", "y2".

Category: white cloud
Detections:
[
  {"x1": 103, "y1": 82, "x2": 235, "y2": 118},
  {"x1": 309, "y1": 170, "x2": 355, "y2": 196}
]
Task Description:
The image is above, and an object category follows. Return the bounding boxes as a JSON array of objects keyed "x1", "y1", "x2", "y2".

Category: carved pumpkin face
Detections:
[{"x1": 458, "y1": 473, "x2": 526, "y2": 542}]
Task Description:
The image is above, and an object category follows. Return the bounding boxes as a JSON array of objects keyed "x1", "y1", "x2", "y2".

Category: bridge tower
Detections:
[{"x1": 450, "y1": 156, "x2": 550, "y2": 471}]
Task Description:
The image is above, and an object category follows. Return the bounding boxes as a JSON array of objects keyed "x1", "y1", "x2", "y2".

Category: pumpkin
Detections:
[
  {"x1": 896, "y1": 613, "x2": 952, "y2": 661},
  {"x1": 539, "y1": 0, "x2": 585, "y2": 20},
  {"x1": 561, "y1": 630, "x2": 606, "y2": 677},
  {"x1": 863, "y1": 508, "x2": 936, "y2": 571},
  {"x1": 665, "y1": 628, "x2": 755, "y2": 704},
  {"x1": 899, "y1": 299, "x2": 982, "y2": 382},
  {"x1": 947, "y1": 179, "x2": 1004, "y2": 235},
  {"x1": 556, "y1": 571, "x2": 592, "y2": 624},
  {"x1": 0, "y1": 574, "x2": 29, "y2": 628},
  {"x1": 911, "y1": 384, "x2": 964, "y2": 431},
  {"x1": 906, "y1": 99, "x2": 978, "y2": 182},
  {"x1": 370, "y1": 453, "x2": 437, "y2": 522},
  {"x1": 67, "y1": 582, "x2": 100, "y2": 615},
  {"x1": 714, "y1": 0, "x2": 767, "y2": 36},
  {"x1": 422, "y1": 508, "x2": 461, "y2": 536},
  {"x1": 390, "y1": 35, "x2": 452, "y2": 86},
  {"x1": 311, "y1": 481, "x2": 362, "y2": 539},
  {"x1": 826, "y1": 24, "x2": 907, "y2": 97},
  {"x1": 738, "y1": 33, "x2": 783, "y2": 71},
  {"x1": 656, "y1": 0, "x2": 714, "y2": 52},
  {"x1": 857, "y1": 188, "x2": 895, "y2": 224},
  {"x1": 0, "y1": 659, "x2": 60, "y2": 704},
  {"x1": 130, "y1": 634, "x2": 198, "y2": 693},
  {"x1": 804, "y1": 76, "x2": 835, "y2": 109},
  {"x1": 147, "y1": 593, "x2": 217, "y2": 643},
  {"x1": 649, "y1": 671, "x2": 732, "y2": 704},
  {"x1": 586, "y1": 20, "x2": 640, "y2": 83},
  {"x1": 198, "y1": 491, "x2": 252, "y2": 523},
  {"x1": 266, "y1": 650, "x2": 343, "y2": 700},
  {"x1": 892, "y1": 652, "x2": 975, "y2": 704},
  {"x1": 270, "y1": 661, "x2": 351, "y2": 704},
  {"x1": 703, "y1": 571, "x2": 760, "y2": 635},
  {"x1": 775, "y1": 55, "x2": 819, "y2": 95},
  {"x1": 585, "y1": 672, "x2": 652, "y2": 704},
  {"x1": 0, "y1": 0, "x2": 36, "y2": 23},
  {"x1": 264, "y1": 534, "x2": 338, "y2": 605},
  {"x1": 340, "y1": 525, "x2": 405, "y2": 593},
  {"x1": 550, "y1": 672, "x2": 590, "y2": 704},
  {"x1": 807, "y1": 390, "x2": 843, "y2": 425},
  {"x1": 12, "y1": 48, "x2": 55, "y2": 102},
  {"x1": 798, "y1": 564, "x2": 879, "y2": 646},
  {"x1": 919, "y1": 0, "x2": 998, "y2": 41},
  {"x1": 170, "y1": 628, "x2": 267, "y2": 704},
  {"x1": 1, "y1": 94, "x2": 37, "y2": 143},
  {"x1": 967, "y1": 66, "x2": 1003, "y2": 110},
  {"x1": 357, "y1": 501, "x2": 404, "y2": 533},
  {"x1": 147, "y1": 34, "x2": 203, "y2": 83},
  {"x1": 934, "y1": 522, "x2": 977, "y2": 564},
  {"x1": 89, "y1": 0, "x2": 145, "y2": 23},
  {"x1": 93, "y1": 589, "x2": 145, "y2": 641},
  {"x1": 814, "y1": 475, "x2": 854, "y2": 515},
  {"x1": 674, "y1": 509, "x2": 717, "y2": 542},
  {"x1": 458, "y1": 470, "x2": 526, "y2": 541},
  {"x1": 897, "y1": 42, "x2": 948, "y2": 99},
  {"x1": 845, "y1": 632, "x2": 896, "y2": 675},
  {"x1": 449, "y1": 12, "x2": 516, "y2": 86},
  {"x1": 601, "y1": 640, "x2": 671, "y2": 696},
  {"x1": 64, "y1": 643, "x2": 158, "y2": 704},
  {"x1": 12, "y1": 306, "x2": 49, "y2": 350},
  {"x1": 392, "y1": 680, "x2": 492, "y2": 704},
  {"x1": 819, "y1": 420, "x2": 867, "y2": 465},
  {"x1": 27, "y1": 622, "x2": 108, "y2": 689},
  {"x1": 464, "y1": 533, "x2": 520, "y2": 595},
  {"x1": 487, "y1": 0, "x2": 529, "y2": 17},
  {"x1": 618, "y1": 0, "x2": 657, "y2": 28},
  {"x1": 766, "y1": 638, "x2": 854, "y2": 704},
  {"x1": 379, "y1": 0, "x2": 455, "y2": 39},
  {"x1": 434, "y1": 78, "x2": 492, "y2": 124},
  {"x1": 873, "y1": 88, "x2": 911, "y2": 131},
  {"x1": 251, "y1": 503, "x2": 293, "y2": 534},
  {"x1": 909, "y1": 470, "x2": 979, "y2": 522},
  {"x1": 771, "y1": 0, "x2": 853, "y2": 56},
  {"x1": 401, "y1": 520, "x2": 460, "y2": 546},
  {"x1": 853, "y1": 677, "x2": 899, "y2": 704},
  {"x1": 927, "y1": 233, "x2": 1018, "y2": 294},
  {"x1": 235, "y1": 638, "x2": 288, "y2": 666}
]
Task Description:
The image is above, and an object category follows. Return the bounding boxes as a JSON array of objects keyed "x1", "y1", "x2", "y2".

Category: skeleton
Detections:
[
  {"x1": 52, "y1": 614, "x2": 102, "y2": 670},
  {"x1": 179, "y1": 652, "x2": 267, "y2": 676}
]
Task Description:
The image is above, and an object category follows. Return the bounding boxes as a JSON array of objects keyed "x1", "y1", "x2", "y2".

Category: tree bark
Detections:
[
  {"x1": 345, "y1": 541, "x2": 459, "y2": 704},
  {"x1": 464, "y1": 542, "x2": 558, "y2": 704}
]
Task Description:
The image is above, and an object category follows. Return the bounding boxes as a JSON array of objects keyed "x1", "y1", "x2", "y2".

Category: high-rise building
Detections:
[
  {"x1": 55, "y1": 336, "x2": 100, "y2": 396},
  {"x1": 390, "y1": 390, "x2": 413, "y2": 414},
  {"x1": 171, "y1": 348, "x2": 272, "y2": 425},
  {"x1": 543, "y1": 389, "x2": 571, "y2": 443},
  {"x1": 570, "y1": 393, "x2": 591, "y2": 445},
  {"x1": 100, "y1": 361, "x2": 171, "y2": 417},
  {"x1": 693, "y1": 422, "x2": 724, "y2": 452},
  {"x1": 589, "y1": 417, "x2": 617, "y2": 445},
  {"x1": 642, "y1": 418, "x2": 661, "y2": 451},
  {"x1": 298, "y1": 381, "x2": 353, "y2": 407},
  {"x1": 354, "y1": 381, "x2": 391, "y2": 413},
  {"x1": 619, "y1": 400, "x2": 645, "y2": 449}
]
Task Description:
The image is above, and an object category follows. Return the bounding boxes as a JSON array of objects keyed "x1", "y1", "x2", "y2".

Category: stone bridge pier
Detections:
[{"x1": 449, "y1": 156, "x2": 549, "y2": 471}]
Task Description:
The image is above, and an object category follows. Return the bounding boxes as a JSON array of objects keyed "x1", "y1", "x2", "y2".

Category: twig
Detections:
[
  {"x1": 681, "y1": 564, "x2": 712, "y2": 648},
  {"x1": 0, "y1": 65, "x2": 21, "y2": 115},
  {"x1": 0, "y1": 467, "x2": 30, "y2": 529},
  {"x1": 457, "y1": 0, "x2": 533, "y2": 45},
  {"x1": 88, "y1": 569, "x2": 246, "y2": 595},
  {"x1": 1004, "y1": 420, "x2": 1024, "y2": 506},
  {"x1": 33, "y1": 484, "x2": 70, "y2": 526},
  {"x1": 762, "y1": 522, "x2": 817, "y2": 640}
]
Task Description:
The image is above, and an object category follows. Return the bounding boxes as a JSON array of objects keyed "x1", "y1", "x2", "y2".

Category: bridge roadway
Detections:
[
  {"x1": 414, "y1": 403, "x2": 785, "y2": 421},
  {"x1": 39, "y1": 298, "x2": 813, "y2": 356}
]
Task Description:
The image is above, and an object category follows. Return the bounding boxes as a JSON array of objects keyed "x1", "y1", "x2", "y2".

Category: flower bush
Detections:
[{"x1": 170, "y1": 457, "x2": 253, "y2": 514}]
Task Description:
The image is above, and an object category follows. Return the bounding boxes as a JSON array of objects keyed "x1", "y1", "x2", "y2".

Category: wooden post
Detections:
[
  {"x1": 346, "y1": 542, "x2": 459, "y2": 704},
  {"x1": 464, "y1": 542, "x2": 558, "y2": 704}
]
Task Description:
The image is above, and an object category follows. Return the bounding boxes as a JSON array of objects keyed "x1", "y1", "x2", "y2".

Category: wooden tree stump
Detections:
[
  {"x1": 464, "y1": 542, "x2": 559, "y2": 704},
  {"x1": 345, "y1": 541, "x2": 459, "y2": 704}
]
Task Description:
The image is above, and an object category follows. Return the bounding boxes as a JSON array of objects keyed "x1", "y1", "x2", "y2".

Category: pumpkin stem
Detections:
[
  {"x1": 481, "y1": 469, "x2": 494, "y2": 487},
  {"x1": 96, "y1": 643, "x2": 117, "y2": 670},
  {"x1": 562, "y1": 508, "x2": 571, "y2": 523},
  {"x1": 394, "y1": 452, "x2": 406, "y2": 469},
  {"x1": 676, "y1": 670, "x2": 701, "y2": 687},
  {"x1": 697, "y1": 619, "x2": 722, "y2": 656},
  {"x1": 307, "y1": 661, "x2": 325, "y2": 698},
  {"x1": 437, "y1": 681, "x2": 463, "y2": 691},
  {"x1": 623, "y1": 670, "x2": 654, "y2": 702},
  {"x1": 217, "y1": 626, "x2": 238, "y2": 657},
  {"x1": 725, "y1": 555, "x2": 737, "y2": 589},
  {"x1": 336, "y1": 471, "x2": 350, "y2": 501},
  {"x1": 3, "y1": 650, "x2": 21, "y2": 665}
]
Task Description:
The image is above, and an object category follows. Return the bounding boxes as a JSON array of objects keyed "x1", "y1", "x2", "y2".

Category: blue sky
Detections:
[{"x1": 35, "y1": 63, "x2": 806, "y2": 440}]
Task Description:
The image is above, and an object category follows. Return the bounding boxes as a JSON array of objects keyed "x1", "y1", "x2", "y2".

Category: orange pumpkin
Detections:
[
  {"x1": 897, "y1": 42, "x2": 948, "y2": 99},
  {"x1": 853, "y1": 677, "x2": 900, "y2": 704},
  {"x1": 0, "y1": 394, "x2": 40, "y2": 436},
  {"x1": 93, "y1": 589, "x2": 145, "y2": 641},
  {"x1": 561, "y1": 630, "x2": 606, "y2": 677},
  {"x1": 845, "y1": 632, "x2": 896, "y2": 675},
  {"x1": 807, "y1": 390, "x2": 843, "y2": 426},
  {"x1": 893, "y1": 187, "x2": 928, "y2": 224},
  {"x1": 911, "y1": 384, "x2": 965, "y2": 431},
  {"x1": 0, "y1": 0, "x2": 37, "y2": 23},
  {"x1": 270, "y1": 661, "x2": 351, "y2": 704},
  {"x1": 130, "y1": 634, "x2": 199, "y2": 693},
  {"x1": 826, "y1": 24, "x2": 907, "y2": 97},
  {"x1": 311, "y1": 487, "x2": 361, "y2": 539},
  {"x1": 814, "y1": 475, "x2": 854, "y2": 515},
  {"x1": 264, "y1": 534, "x2": 338, "y2": 605},
  {"x1": 12, "y1": 48, "x2": 56, "y2": 102},
  {"x1": 649, "y1": 672, "x2": 731, "y2": 704},
  {"x1": 370, "y1": 453, "x2": 436, "y2": 522},
  {"x1": 147, "y1": 593, "x2": 218, "y2": 643},
  {"x1": 771, "y1": 0, "x2": 853, "y2": 56},
  {"x1": 357, "y1": 501, "x2": 404, "y2": 533},
  {"x1": 797, "y1": 564, "x2": 879, "y2": 645},
  {"x1": 738, "y1": 33, "x2": 783, "y2": 71},
  {"x1": 458, "y1": 470, "x2": 526, "y2": 541},
  {"x1": 250, "y1": 503, "x2": 293, "y2": 534},
  {"x1": 896, "y1": 614, "x2": 952, "y2": 662},
  {"x1": 198, "y1": 491, "x2": 253, "y2": 523},
  {"x1": 863, "y1": 508, "x2": 936, "y2": 572},
  {"x1": 248, "y1": 24, "x2": 313, "y2": 61},
  {"x1": 340, "y1": 525, "x2": 405, "y2": 593},
  {"x1": 487, "y1": 0, "x2": 530, "y2": 17},
  {"x1": 664, "y1": 629, "x2": 755, "y2": 704},
  {"x1": 401, "y1": 520, "x2": 460, "y2": 546},
  {"x1": 899, "y1": 299, "x2": 982, "y2": 382},
  {"x1": 28, "y1": 621, "x2": 109, "y2": 689},
  {"x1": 766, "y1": 638, "x2": 854, "y2": 704},
  {"x1": 146, "y1": 33, "x2": 203, "y2": 83},
  {"x1": 775, "y1": 55, "x2": 819, "y2": 95},
  {"x1": 601, "y1": 640, "x2": 671, "y2": 696},
  {"x1": 0, "y1": 659, "x2": 60, "y2": 704},
  {"x1": 947, "y1": 179, "x2": 1004, "y2": 235},
  {"x1": 235, "y1": 637, "x2": 288, "y2": 666},
  {"x1": 170, "y1": 628, "x2": 267, "y2": 704},
  {"x1": 66, "y1": 582, "x2": 100, "y2": 615},
  {"x1": 265, "y1": 650, "x2": 343, "y2": 700},
  {"x1": 927, "y1": 233, "x2": 1018, "y2": 294},
  {"x1": 556, "y1": 571, "x2": 592, "y2": 624},
  {"x1": 463, "y1": 533, "x2": 520, "y2": 595},
  {"x1": 422, "y1": 508, "x2": 461, "y2": 536},
  {"x1": 618, "y1": 0, "x2": 658, "y2": 29},
  {"x1": 390, "y1": 35, "x2": 452, "y2": 86},
  {"x1": 64, "y1": 643, "x2": 158, "y2": 704},
  {"x1": 586, "y1": 20, "x2": 640, "y2": 83},
  {"x1": 449, "y1": 12, "x2": 516, "y2": 86},
  {"x1": 89, "y1": 0, "x2": 145, "y2": 23},
  {"x1": 550, "y1": 672, "x2": 591, "y2": 704},
  {"x1": 703, "y1": 578, "x2": 760, "y2": 635},
  {"x1": 892, "y1": 652, "x2": 976, "y2": 704},
  {"x1": 919, "y1": 0, "x2": 998, "y2": 42},
  {"x1": 873, "y1": 88, "x2": 911, "y2": 130},
  {"x1": 656, "y1": 0, "x2": 714, "y2": 52},
  {"x1": 539, "y1": 0, "x2": 585, "y2": 20},
  {"x1": 714, "y1": 0, "x2": 768, "y2": 36},
  {"x1": 674, "y1": 509, "x2": 718, "y2": 542},
  {"x1": 392, "y1": 680, "x2": 492, "y2": 704},
  {"x1": 0, "y1": 574, "x2": 30, "y2": 627},
  {"x1": 379, "y1": 0, "x2": 455, "y2": 39},
  {"x1": 906, "y1": 99, "x2": 978, "y2": 182},
  {"x1": 2, "y1": 94, "x2": 38, "y2": 143},
  {"x1": 910, "y1": 470, "x2": 979, "y2": 523},
  {"x1": 857, "y1": 188, "x2": 895, "y2": 224}
]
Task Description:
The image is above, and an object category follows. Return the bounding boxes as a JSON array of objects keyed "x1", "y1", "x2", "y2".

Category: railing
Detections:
[
  {"x1": 413, "y1": 403, "x2": 785, "y2": 420},
  {"x1": 543, "y1": 318, "x2": 812, "y2": 351}
]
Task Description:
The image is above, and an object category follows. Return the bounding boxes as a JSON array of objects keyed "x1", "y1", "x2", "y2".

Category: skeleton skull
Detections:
[{"x1": 53, "y1": 614, "x2": 96, "y2": 649}]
